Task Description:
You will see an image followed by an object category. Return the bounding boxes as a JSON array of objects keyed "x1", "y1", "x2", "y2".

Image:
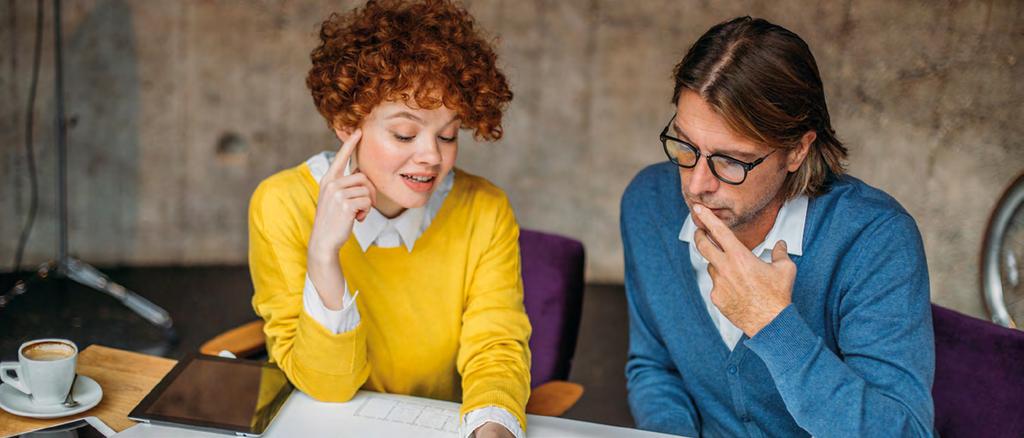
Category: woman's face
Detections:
[{"x1": 335, "y1": 101, "x2": 459, "y2": 218}]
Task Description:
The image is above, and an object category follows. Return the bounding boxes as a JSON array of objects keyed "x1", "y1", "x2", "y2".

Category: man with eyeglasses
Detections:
[{"x1": 621, "y1": 17, "x2": 934, "y2": 438}]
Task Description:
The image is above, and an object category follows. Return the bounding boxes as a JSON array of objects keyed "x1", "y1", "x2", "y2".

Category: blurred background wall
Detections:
[{"x1": 1, "y1": 0, "x2": 1021, "y2": 318}]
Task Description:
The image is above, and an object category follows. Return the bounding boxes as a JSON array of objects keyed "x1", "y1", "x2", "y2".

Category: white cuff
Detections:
[
  {"x1": 461, "y1": 406, "x2": 524, "y2": 438},
  {"x1": 301, "y1": 273, "x2": 360, "y2": 334}
]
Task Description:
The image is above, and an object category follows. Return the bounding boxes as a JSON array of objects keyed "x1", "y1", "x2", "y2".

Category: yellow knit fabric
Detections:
[{"x1": 248, "y1": 163, "x2": 532, "y2": 430}]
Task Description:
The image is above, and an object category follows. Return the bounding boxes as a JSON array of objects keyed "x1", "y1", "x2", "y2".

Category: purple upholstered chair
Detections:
[
  {"x1": 519, "y1": 228, "x2": 585, "y2": 386},
  {"x1": 932, "y1": 304, "x2": 1024, "y2": 437},
  {"x1": 518, "y1": 229, "x2": 586, "y2": 416}
]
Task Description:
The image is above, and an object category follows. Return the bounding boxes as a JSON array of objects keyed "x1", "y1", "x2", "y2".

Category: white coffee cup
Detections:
[{"x1": 0, "y1": 338, "x2": 78, "y2": 406}]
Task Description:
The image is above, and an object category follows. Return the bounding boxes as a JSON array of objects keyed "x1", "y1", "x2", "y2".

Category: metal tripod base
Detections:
[{"x1": 4, "y1": 258, "x2": 176, "y2": 334}]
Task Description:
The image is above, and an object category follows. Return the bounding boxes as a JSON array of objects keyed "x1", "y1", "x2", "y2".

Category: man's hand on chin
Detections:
[{"x1": 691, "y1": 204, "x2": 797, "y2": 337}]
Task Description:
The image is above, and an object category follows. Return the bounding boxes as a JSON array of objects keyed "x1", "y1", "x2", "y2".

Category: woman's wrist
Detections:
[
  {"x1": 307, "y1": 253, "x2": 346, "y2": 310},
  {"x1": 307, "y1": 245, "x2": 340, "y2": 267}
]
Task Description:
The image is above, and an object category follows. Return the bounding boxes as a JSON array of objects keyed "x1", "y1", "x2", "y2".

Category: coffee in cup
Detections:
[
  {"x1": 21, "y1": 341, "x2": 76, "y2": 362},
  {"x1": 1, "y1": 338, "x2": 78, "y2": 406}
]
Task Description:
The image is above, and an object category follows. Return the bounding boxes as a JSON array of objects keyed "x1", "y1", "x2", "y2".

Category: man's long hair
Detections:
[{"x1": 672, "y1": 16, "x2": 848, "y2": 199}]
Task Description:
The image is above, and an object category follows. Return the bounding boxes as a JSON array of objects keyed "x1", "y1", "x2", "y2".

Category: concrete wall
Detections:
[{"x1": 1, "y1": 0, "x2": 1021, "y2": 318}]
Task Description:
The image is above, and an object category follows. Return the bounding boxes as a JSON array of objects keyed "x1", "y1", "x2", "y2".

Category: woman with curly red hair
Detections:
[{"x1": 247, "y1": 1, "x2": 528, "y2": 437}]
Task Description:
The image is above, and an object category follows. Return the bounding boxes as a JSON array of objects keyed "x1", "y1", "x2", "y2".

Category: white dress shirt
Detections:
[
  {"x1": 301, "y1": 151, "x2": 523, "y2": 438},
  {"x1": 678, "y1": 195, "x2": 808, "y2": 350}
]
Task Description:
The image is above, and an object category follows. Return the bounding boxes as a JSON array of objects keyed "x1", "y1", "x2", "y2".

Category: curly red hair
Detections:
[{"x1": 307, "y1": 0, "x2": 512, "y2": 141}]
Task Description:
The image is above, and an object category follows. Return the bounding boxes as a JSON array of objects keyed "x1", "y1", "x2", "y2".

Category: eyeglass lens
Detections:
[{"x1": 663, "y1": 138, "x2": 747, "y2": 183}]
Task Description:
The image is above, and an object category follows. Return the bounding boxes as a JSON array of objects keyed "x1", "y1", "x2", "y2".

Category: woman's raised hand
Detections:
[
  {"x1": 307, "y1": 129, "x2": 376, "y2": 309},
  {"x1": 308, "y1": 130, "x2": 376, "y2": 257}
]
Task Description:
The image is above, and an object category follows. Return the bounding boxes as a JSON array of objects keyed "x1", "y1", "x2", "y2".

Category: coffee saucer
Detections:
[{"x1": 0, "y1": 375, "x2": 103, "y2": 419}]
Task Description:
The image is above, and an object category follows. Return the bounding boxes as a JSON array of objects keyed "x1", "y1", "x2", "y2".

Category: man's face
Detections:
[{"x1": 673, "y1": 91, "x2": 794, "y2": 235}]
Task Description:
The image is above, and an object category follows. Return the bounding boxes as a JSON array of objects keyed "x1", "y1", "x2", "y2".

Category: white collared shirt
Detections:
[
  {"x1": 300, "y1": 151, "x2": 522, "y2": 438},
  {"x1": 678, "y1": 196, "x2": 808, "y2": 350}
]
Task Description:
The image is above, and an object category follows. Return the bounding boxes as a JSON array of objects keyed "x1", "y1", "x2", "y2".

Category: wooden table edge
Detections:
[{"x1": 0, "y1": 345, "x2": 177, "y2": 437}]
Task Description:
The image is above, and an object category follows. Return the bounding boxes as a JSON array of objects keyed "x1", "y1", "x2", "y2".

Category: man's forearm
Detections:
[{"x1": 746, "y1": 305, "x2": 934, "y2": 437}]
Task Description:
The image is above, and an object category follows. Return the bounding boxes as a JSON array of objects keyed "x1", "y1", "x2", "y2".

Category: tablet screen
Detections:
[{"x1": 129, "y1": 354, "x2": 293, "y2": 436}]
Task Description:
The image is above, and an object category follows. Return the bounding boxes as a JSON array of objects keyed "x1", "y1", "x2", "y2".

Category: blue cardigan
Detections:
[{"x1": 621, "y1": 162, "x2": 935, "y2": 437}]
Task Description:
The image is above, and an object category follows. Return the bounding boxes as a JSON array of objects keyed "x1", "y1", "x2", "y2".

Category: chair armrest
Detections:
[
  {"x1": 525, "y1": 380, "x2": 584, "y2": 417},
  {"x1": 199, "y1": 320, "x2": 266, "y2": 357}
]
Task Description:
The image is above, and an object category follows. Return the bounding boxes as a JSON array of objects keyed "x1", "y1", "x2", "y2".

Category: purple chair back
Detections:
[
  {"x1": 932, "y1": 304, "x2": 1024, "y2": 437},
  {"x1": 519, "y1": 229, "x2": 585, "y2": 387}
]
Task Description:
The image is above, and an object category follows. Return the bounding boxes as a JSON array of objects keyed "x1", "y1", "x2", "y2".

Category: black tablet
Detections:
[
  {"x1": 128, "y1": 354, "x2": 293, "y2": 437},
  {"x1": 19, "y1": 417, "x2": 115, "y2": 437}
]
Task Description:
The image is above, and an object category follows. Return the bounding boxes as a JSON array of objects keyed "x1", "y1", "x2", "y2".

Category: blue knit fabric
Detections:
[{"x1": 621, "y1": 162, "x2": 935, "y2": 438}]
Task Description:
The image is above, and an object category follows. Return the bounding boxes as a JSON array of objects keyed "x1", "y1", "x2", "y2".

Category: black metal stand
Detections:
[{"x1": 2, "y1": 0, "x2": 175, "y2": 340}]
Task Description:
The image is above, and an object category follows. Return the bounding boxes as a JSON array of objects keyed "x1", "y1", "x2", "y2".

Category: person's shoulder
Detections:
[
  {"x1": 625, "y1": 161, "x2": 677, "y2": 193},
  {"x1": 258, "y1": 162, "x2": 311, "y2": 189},
  {"x1": 250, "y1": 163, "x2": 316, "y2": 220},
  {"x1": 622, "y1": 162, "x2": 681, "y2": 219},
  {"x1": 820, "y1": 174, "x2": 911, "y2": 219},
  {"x1": 811, "y1": 174, "x2": 919, "y2": 239},
  {"x1": 452, "y1": 168, "x2": 512, "y2": 209},
  {"x1": 819, "y1": 177, "x2": 929, "y2": 298},
  {"x1": 446, "y1": 169, "x2": 517, "y2": 240}
]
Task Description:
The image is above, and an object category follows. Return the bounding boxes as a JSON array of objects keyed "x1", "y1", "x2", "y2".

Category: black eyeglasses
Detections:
[{"x1": 659, "y1": 115, "x2": 776, "y2": 185}]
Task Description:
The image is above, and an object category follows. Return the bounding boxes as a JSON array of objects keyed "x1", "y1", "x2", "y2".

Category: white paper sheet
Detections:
[{"x1": 113, "y1": 390, "x2": 686, "y2": 438}]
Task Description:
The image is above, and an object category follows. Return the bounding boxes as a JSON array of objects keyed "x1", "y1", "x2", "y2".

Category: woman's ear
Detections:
[{"x1": 786, "y1": 130, "x2": 816, "y2": 173}]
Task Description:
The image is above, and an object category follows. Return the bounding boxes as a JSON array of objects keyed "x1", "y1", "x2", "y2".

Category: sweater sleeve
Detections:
[
  {"x1": 248, "y1": 178, "x2": 371, "y2": 402},
  {"x1": 745, "y1": 213, "x2": 935, "y2": 437},
  {"x1": 622, "y1": 211, "x2": 701, "y2": 436},
  {"x1": 456, "y1": 191, "x2": 532, "y2": 432}
]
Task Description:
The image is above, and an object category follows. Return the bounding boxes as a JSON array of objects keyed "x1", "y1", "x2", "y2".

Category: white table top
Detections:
[{"x1": 113, "y1": 390, "x2": 685, "y2": 437}]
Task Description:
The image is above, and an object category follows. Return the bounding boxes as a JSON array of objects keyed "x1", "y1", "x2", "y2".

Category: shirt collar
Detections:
[
  {"x1": 305, "y1": 151, "x2": 453, "y2": 253},
  {"x1": 350, "y1": 203, "x2": 427, "y2": 252},
  {"x1": 678, "y1": 195, "x2": 807, "y2": 257}
]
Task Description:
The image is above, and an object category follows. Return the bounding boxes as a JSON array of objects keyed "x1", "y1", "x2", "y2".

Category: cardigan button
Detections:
[{"x1": 727, "y1": 365, "x2": 737, "y2": 375}]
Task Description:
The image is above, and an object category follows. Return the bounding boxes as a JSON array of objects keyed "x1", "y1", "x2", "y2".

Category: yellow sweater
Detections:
[{"x1": 248, "y1": 163, "x2": 532, "y2": 429}]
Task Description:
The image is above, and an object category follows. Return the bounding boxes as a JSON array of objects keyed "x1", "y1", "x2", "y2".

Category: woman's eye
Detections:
[
  {"x1": 439, "y1": 135, "x2": 457, "y2": 143},
  {"x1": 393, "y1": 133, "x2": 415, "y2": 142}
]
